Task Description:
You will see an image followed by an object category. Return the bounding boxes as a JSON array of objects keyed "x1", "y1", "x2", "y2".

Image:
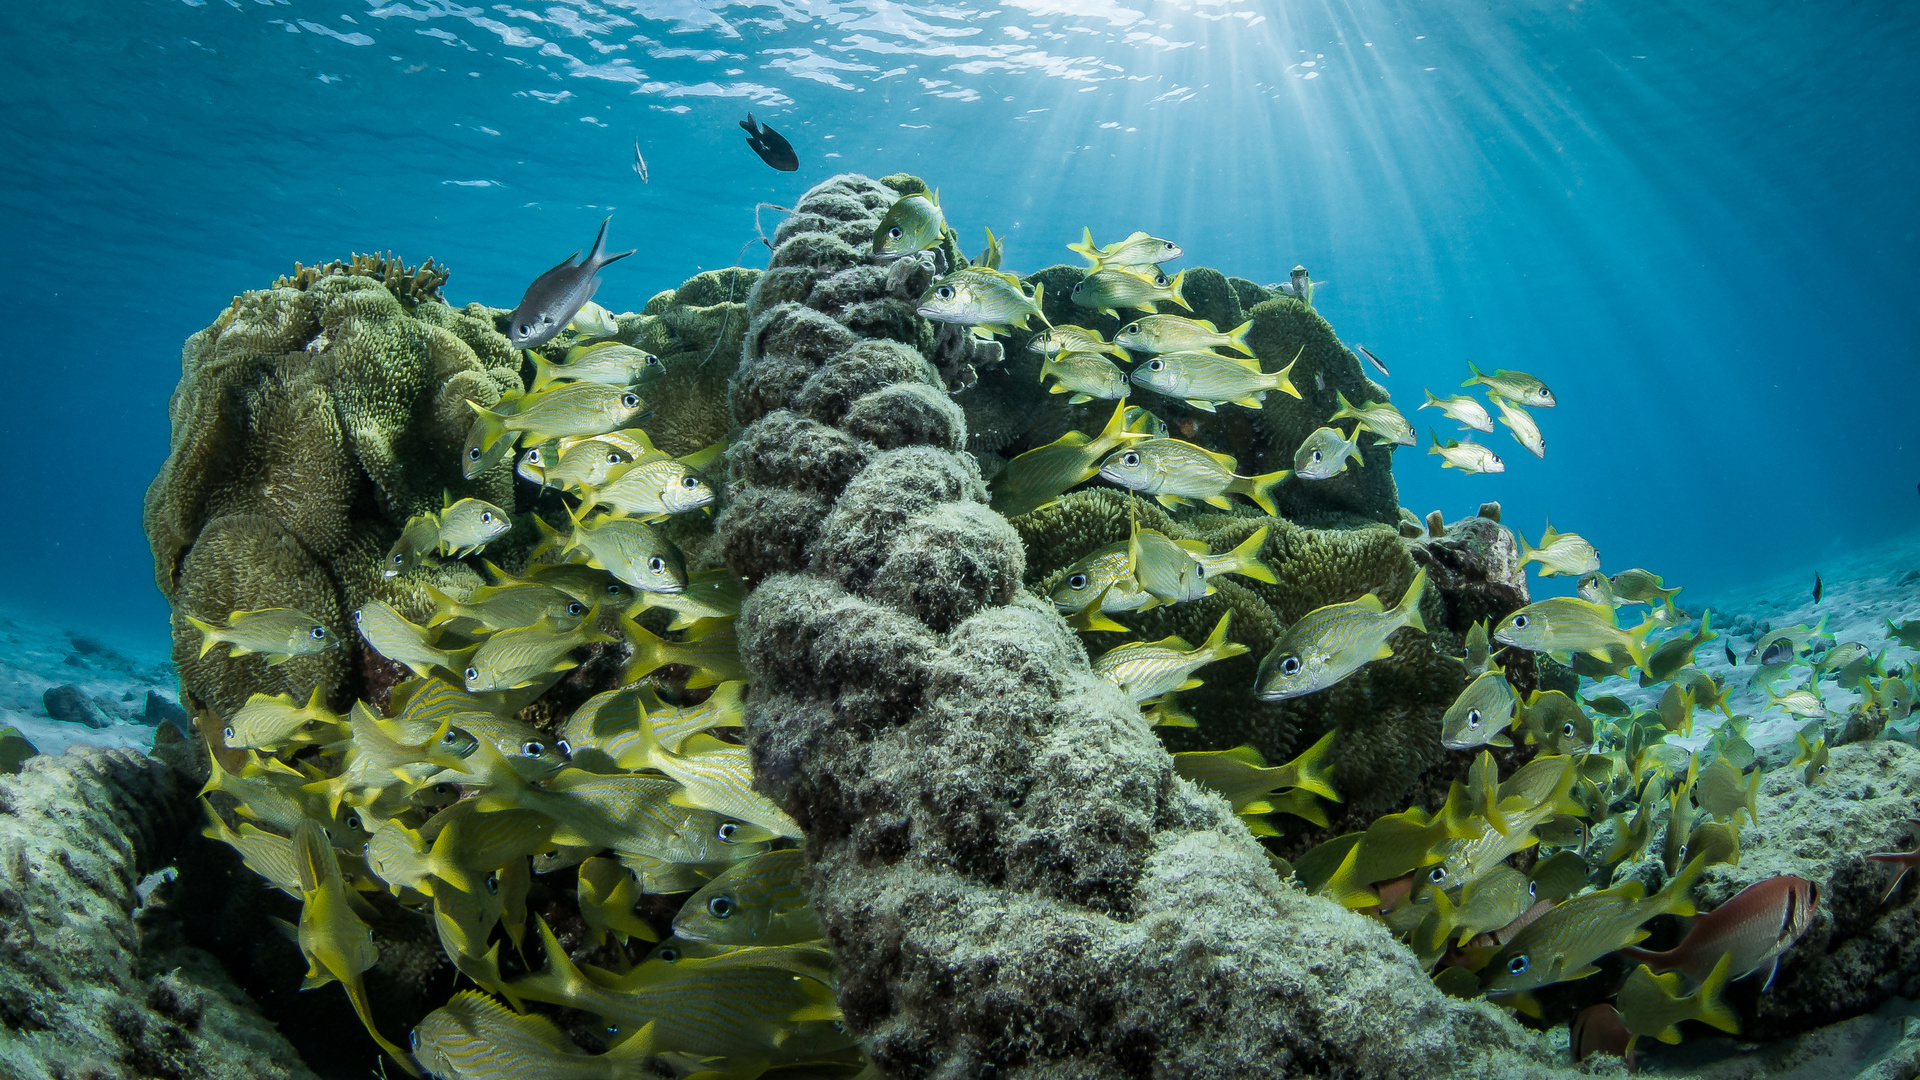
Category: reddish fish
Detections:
[
  {"x1": 1570, "y1": 1003, "x2": 1635, "y2": 1068},
  {"x1": 1868, "y1": 817, "x2": 1920, "y2": 905},
  {"x1": 1617, "y1": 874, "x2": 1817, "y2": 991}
]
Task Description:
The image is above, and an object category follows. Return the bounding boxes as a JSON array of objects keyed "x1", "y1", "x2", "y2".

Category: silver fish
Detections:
[{"x1": 506, "y1": 216, "x2": 635, "y2": 350}]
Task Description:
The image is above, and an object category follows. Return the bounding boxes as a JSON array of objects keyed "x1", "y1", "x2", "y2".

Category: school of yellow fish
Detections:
[{"x1": 179, "y1": 193, "x2": 1920, "y2": 1076}]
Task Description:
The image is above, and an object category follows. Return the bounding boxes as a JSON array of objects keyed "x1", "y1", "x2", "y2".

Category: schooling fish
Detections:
[
  {"x1": 1292, "y1": 424, "x2": 1366, "y2": 481},
  {"x1": 674, "y1": 848, "x2": 820, "y2": 946},
  {"x1": 1617, "y1": 954, "x2": 1740, "y2": 1049},
  {"x1": 468, "y1": 383, "x2": 645, "y2": 452},
  {"x1": 1426, "y1": 429, "x2": 1504, "y2": 474},
  {"x1": 506, "y1": 216, "x2": 635, "y2": 350},
  {"x1": 1029, "y1": 324, "x2": 1127, "y2": 360},
  {"x1": 543, "y1": 438, "x2": 639, "y2": 492},
  {"x1": 1491, "y1": 395, "x2": 1546, "y2": 459},
  {"x1": 291, "y1": 821, "x2": 418, "y2": 1072},
  {"x1": 1419, "y1": 390, "x2": 1495, "y2": 433},
  {"x1": 185, "y1": 607, "x2": 337, "y2": 666},
  {"x1": 1744, "y1": 614, "x2": 1832, "y2": 662},
  {"x1": 383, "y1": 514, "x2": 441, "y2": 579},
  {"x1": 990, "y1": 402, "x2": 1156, "y2": 518},
  {"x1": 1480, "y1": 854, "x2": 1705, "y2": 998},
  {"x1": 1257, "y1": 567, "x2": 1429, "y2": 701},
  {"x1": 918, "y1": 267, "x2": 1047, "y2": 339},
  {"x1": 1171, "y1": 731, "x2": 1342, "y2": 820},
  {"x1": 1092, "y1": 612, "x2": 1248, "y2": 706},
  {"x1": 1274, "y1": 265, "x2": 1320, "y2": 306},
  {"x1": 1621, "y1": 875, "x2": 1817, "y2": 991},
  {"x1": 532, "y1": 342, "x2": 661, "y2": 392},
  {"x1": 1769, "y1": 685, "x2": 1828, "y2": 721},
  {"x1": 463, "y1": 610, "x2": 613, "y2": 693},
  {"x1": 1067, "y1": 228, "x2": 1182, "y2": 271},
  {"x1": 1461, "y1": 362, "x2": 1555, "y2": 408},
  {"x1": 221, "y1": 687, "x2": 342, "y2": 753},
  {"x1": 1042, "y1": 350, "x2": 1130, "y2": 404},
  {"x1": 739, "y1": 112, "x2": 798, "y2": 171},
  {"x1": 612, "y1": 724, "x2": 801, "y2": 839},
  {"x1": 975, "y1": 226, "x2": 1003, "y2": 270},
  {"x1": 559, "y1": 515, "x2": 687, "y2": 595},
  {"x1": 568, "y1": 300, "x2": 620, "y2": 340},
  {"x1": 411, "y1": 990, "x2": 656, "y2": 1080},
  {"x1": 1071, "y1": 266, "x2": 1190, "y2": 318},
  {"x1": 1790, "y1": 731, "x2": 1830, "y2": 783},
  {"x1": 1517, "y1": 690, "x2": 1594, "y2": 755},
  {"x1": 1130, "y1": 348, "x2": 1300, "y2": 411},
  {"x1": 353, "y1": 600, "x2": 468, "y2": 679},
  {"x1": 632, "y1": 567, "x2": 745, "y2": 632},
  {"x1": 873, "y1": 191, "x2": 947, "y2": 258},
  {"x1": 622, "y1": 618, "x2": 747, "y2": 688},
  {"x1": 1493, "y1": 597, "x2": 1654, "y2": 669},
  {"x1": 1328, "y1": 392, "x2": 1415, "y2": 447},
  {"x1": 1519, "y1": 521, "x2": 1600, "y2": 578},
  {"x1": 1097, "y1": 437, "x2": 1290, "y2": 514},
  {"x1": 436, "y1": 497, "x2": 513, "y2": 558},
  {"x1": 577, "y1": 458, "x2": 715, "y2": 521},
  {"x1": 428, "y1": 581, "x2": 587, "y2": 635},
  {"x1": 1112, "y1": 313, "x2": 1252, "y2": 356},
  {"x1": 1440, "y1": 668, "x2": 1517, "y2": 750},
  {"x1": 1609, "y1": 568, "x2": 1682, "y2": 612}
]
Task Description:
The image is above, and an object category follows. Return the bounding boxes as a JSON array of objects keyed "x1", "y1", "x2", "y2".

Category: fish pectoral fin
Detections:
[
  {"x1": 1047, "y1": 383, "x2": 1070, "y2": 394},
  {"x1": 1154, "y1": 495, "x2": 1189, "y2": 510},
  {"x1": 263, "y1": 653, "x2": 294, "y2": 666},
  {"x1": 1069, "y1": 393, "x2": 1092, "y2": 404},
  {"x1": 1185, "y1": 399, "x2": 1219, "y2": 412}
]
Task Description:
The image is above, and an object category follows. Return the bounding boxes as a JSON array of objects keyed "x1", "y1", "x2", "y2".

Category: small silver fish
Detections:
[
  {"x1": 918, "y1": 268, "x2": 1046, "y2": 338},
  {"x1": 506, "y1": 216, "x2": 635, "y2": 350},
  {"x1": 1067, "y1": 228, "x2": 1182, "y2": 271},
  {"x1": 1463, "y1": 362, "x2": 1554, "y2": 408},
  {"x1": 1129, "y1": 349, "x2": 1299, "y2": 411},
  {"x1": 1492, "y1": 395, "x2": 1546, "y2": 458},
  {"x1": 1427, "y1": 429, "x2": 1505, "y2": 474},
  {"x1": 1070, "y1": 267, "x2": 1189, "y2": 318},
  {"x1": 632, "y1": 139, "x2": 648, "y2": 183},
  {"x1": 1419, "y1": 390, "x2": 1495, "y2": 433},
  {"x1": 1041, "y1": 350, "x2": 1130, "y2": 403}
]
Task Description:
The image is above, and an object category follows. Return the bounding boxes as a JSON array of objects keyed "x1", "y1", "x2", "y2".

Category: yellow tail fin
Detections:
[
  {"x1": 1226, "y1": 318, "x2": 1254, "y2": 356},
  {"x1": 1395, "y1": 565, "x2": 1430, "y2": 635},
  {"x1": 1244, "y1": 470, "x2": 1290, "y2": 516},
  {"x1": 1166, "y1": 268, "x2": 1190, "y2": 311},
  {"x1": 1225, "y1": 526, "x2": 1277, "y2": 584}
]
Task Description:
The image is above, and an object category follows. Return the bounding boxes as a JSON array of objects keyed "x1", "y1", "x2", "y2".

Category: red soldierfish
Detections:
[
  {"x1": 1570, "y1": 1003, "x2": 1634, "y2": 1067},
  {"x1": 1617, "y1": 874, "x2": 1818, "y2": 991}
]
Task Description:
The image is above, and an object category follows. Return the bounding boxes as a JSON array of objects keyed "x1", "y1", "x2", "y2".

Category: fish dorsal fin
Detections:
[
  {"x1": 1147, "y1": 633, "x2": 1196, "y2": 652},
  {"x1": 1228, "y1": 353, "x2": 1265, "y2": 373},
  {"x1": 1217, "y1": 744, "x2": 1269, "y2": 767},
  {"x1": 1353, "y1": 594, "x2": 1387, "y2": 614},
  {"x1": 1196, "y1": 444, "x2": 1240, "y2": 472},
  {"x1": 1176, "y1": 538, "x2": 1209, "y2": 554}
]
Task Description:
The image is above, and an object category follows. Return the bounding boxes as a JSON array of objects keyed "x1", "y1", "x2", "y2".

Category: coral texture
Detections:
[
  {"x1": 0, "y1": 745, "x2": 315, "y2": 1080},
  {"x1": 722, "y1": 174, "x2": 1574, "y2": 1078}
]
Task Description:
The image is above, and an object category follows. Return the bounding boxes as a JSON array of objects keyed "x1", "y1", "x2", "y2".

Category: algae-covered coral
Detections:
[{"x1": 130, "y1": 171, "x2": 1920, "y2": 1080}]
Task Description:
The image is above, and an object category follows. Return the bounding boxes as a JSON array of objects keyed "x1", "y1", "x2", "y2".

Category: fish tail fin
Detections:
[
  {"x1": 1330, "y1": 390, "x2": 1356, "y2": 421},
  {"x1": 341, "y1": 980, "x2": 423, "y2": 1077},
  {"x1": 1290, "y1": 730, "x2": 1342, "y2": 802},
  {"x1": 530, "y1": 513, "x2": 566, "y2": 558},
  {"x1": 1694, "y1": 953, "x2": 1741, "y2": 1035},
  {"x1": 1742, "y1": 767, "x2": 1760, "y2": 826},
  {"x1": 1225, "y1": 526, "x2": 1277, "y2": 584},
  {"x1": 184, "y1": 613, "x2": 223, "y2": 658},
  {"x1": 1656, "y1": 852, "x2": 1707, "y2": 919},
  {"x1": 1245, "y1": 470, "x2": 1290, "y2": 516},
  {"x1": 520, "y1": 914, "x2": 598, "y2": 1006},
  {"x1": 1519, "y1": 531, "x2": 1537, "y2": 564},
  {"x1": 427, "y1": 822, "x2": 475, "y2": 894},
  {"x1": 465, "y1": 400, "x2": 510, "y2": 452},
  {"x1": 1462, "y1": 360, "x2": 1485, "y2": 386},
  {"x1": 1166, "y1": 268, "x2": 1190, "y2": 311},
  {"x1": 586, "y1": 214, "x2": 636, "y2": 270},
  {"x1": 1227, "y1": 318, "x2": 1254, "y2": 355},
  {"x1": 528, "y1": 351, "x2": 562, "y2": 393},
  {"x1": 1068, "y1": 226, "x2": 1098, "y2": 261},
  {"x1": 620, "y1": 615, "x2": 669, "y2": 683},
  {"x1": 604, "y1": 1021, "x2": 659, "y2": 1074},
  {"x1": 1344, "y1": 423, "x2": 1366, "y2": 467},
  {"x1": 1032, "y1": 279, "x2": 1051, "y2": 329},
  {"x1": 1200, "y1": 612, "x2": 1249, "y2": 663},
  {"x1": 200, "y1": 797, "x2": 237, "y2": 844},
  {"x1": 1268, "y1": 353, "x2": 1302, "y2": 400},
  {"x1": 1395, "y1": 565, "x2": 1430, "y2": 635},
  {"x1": 1624, "y1": 615, "x2": 1660, "y2": 674}
]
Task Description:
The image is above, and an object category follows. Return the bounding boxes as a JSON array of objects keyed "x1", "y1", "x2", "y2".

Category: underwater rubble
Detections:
[{"x1": 0, "y1": 171, "x2": 1912, "y2": 1078}]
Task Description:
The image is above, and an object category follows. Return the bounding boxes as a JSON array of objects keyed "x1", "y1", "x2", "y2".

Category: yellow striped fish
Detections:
[
  {"x1": 1112, "y1": 313, "x2": 1252, "y2": 356},
  {"x1": 1255, "y1": 566, "x2": 1428, "y2": 701},
  {"x1": 1029, "y1": 324, "x2": 1126, "y2": 360},
  {"x1": 622, "y1": 618, "x2": 746, "y2": 688},
  {"x1": 436, "y1": 498, "x2": 512, "y2": 558},
  {"x1": 475, "y1": 753, "x2": 773, "y2": 864},
  {"x1": 353, "y1": 600, "x2": 468, "y2": 679},
  {"x1": 184, "y1": 607, "x2": 337, "y2": 666},
  {"x1": 619, "y1": 728, "x2": 801, "y2": 839},
  {"x1": 1091, "y1": 612, "x2": 1248, "y2": 705},
  {"x1": 674, "y1": 848, "x2": 821, "y2": 946},
  {"x1": 533, "y1": 340, "x2": 662, "y2": 391},
  {"x1": 467, "y1": 381, "x2": 646, "y2": 452},
  {"x1": 221, "y1": 687, "x2": 342, "y2": 752},
  {"x1": 1070, "y1": 266, "x2": 1188, "y2": 318},
  {"x1": 1129, "y1": 349, "x2": 1299, "y2": 411},
  {"x1": 1041, "y1": 350, "x2": 1130, "y2": 403},
  {"x1": 463, "y1": 609, "x2": 614, "y2": 693},
  {"x1": 293, "y1": 821, "x2": 419, "y2": 1073},
  {"x1": 559, "y1": 515, "x2": 687, "y2": 595},
  {"x1": 989, "y1": 400, "x2": 1157, "y2": 518},
  {"x1": 411, "y1": 990, "x2": 656, "y2": 1078},
  {"x1": 577, "y1": 856, "x2": 659, "y2": 947},
  {"x1": 427, "y1": 581, "x2": 587, "y2": 634},
  {"x1": 1329, "y1": 391, "x2": 1415, "y2": 447},
  {"x1": 577, "y1": 457, "x2": 714, "y2": 521},
  {"x1": 1098, "y1": 438, "x2": 1289, "y2": 514},
  {"x1": 541, "y1": 437, "x2": 639, "y2": 492},
  {"x1": 633, "y1": 568, "x2": 744, "y2": 631}
]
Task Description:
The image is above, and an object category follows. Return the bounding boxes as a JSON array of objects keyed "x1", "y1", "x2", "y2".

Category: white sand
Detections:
[{"x1": 0, "y1": 603, "x2": 178, "y2": 757}]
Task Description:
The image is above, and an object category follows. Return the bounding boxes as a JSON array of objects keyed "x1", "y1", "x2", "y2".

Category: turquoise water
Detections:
[{"x1": 2, "y1": 0, "x2": 1916, "y2": 640}]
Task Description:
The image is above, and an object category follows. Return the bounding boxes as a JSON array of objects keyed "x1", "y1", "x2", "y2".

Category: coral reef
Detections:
[
  {"x1": 722, "y1": 174, "x2": 1573, "y2": 1078},
  {"x1": 0, "y1": 745, "x2": 315, "y2": 1080}
]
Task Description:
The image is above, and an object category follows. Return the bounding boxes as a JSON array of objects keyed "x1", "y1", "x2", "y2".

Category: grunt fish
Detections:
[
  {"x1": 437, "y1": 498, "x2": 513, "y2": 558},
  {"x1": 917, "y1": 267, "x2": 1047, "y2": 339},
  {"x1": 1129, "y1": 348, "x2": 1299, "y2": 411},
  {"x1": 1042, "y1": 350, "x2": 1130, "y2": 403},
  {"x1": 1426, "y1": 429, "x2": 1504, "y2": 474},
  {"x1": 1461, "y1": 362, "x2": 1555, "y2": 408},
  {"x1": 1617, "y1": 954, "x2": 1740, "y2": 1047},
  {"x1": 463, "y1": 610, "x2": 613, "y2": 693},
  {"x1": 1292, "y1": 424, "x2": 1365, "y2": 481},
  {"x1": 1419, "y1": 390, "x2": 1495, "y2": 433},
  {"x1": 468, "y1": 382, "x2": 645, "y2": 452},
  {"x1": 532, "y1": 342, "x2": 661, "y2": 392},
  {"x1": 1519, "y1": 521, "x2": 1599, "y2": 578},
  {"x1": 411, "y1": 990, "x2": 656, "y2": 1079},
  {"x1": 1257, "y1": 567, "x2": 1429, "y2": 701},
  {"x1": 1097, "y1": 437, "x2": 1290, "y2": 514},
  {"x1": 873, "y1": 191, "x2": 947, "y2": 258},
  {"x1": 1029, "y1": 324, "x2": 1126, "y2": 360},
  {"x1": 1112, "y1": 314, "x2": 1252, "y2": 356},
  {"x1": 1440, "y1": 668, "x2": 1517, "y2": 750},
  {"x1": 990, "y1": 401, "x2": 1155, "y2": 518},
  {"x1": 673, "y1": 848, "x2": 822, "y2": 946},
  {"x1": 1329, "y1": 392, "x2": 1415, "y2": 447},
  {"x1": 185, "y1": 607, "x2": 337, "y2": 666},
  {"x1": 1071, "y1": 266, "x2": 1189, "y2": 317},
  {"x1": 1092, "y1": 612, "x2": 1248, "y2": 706},
  {"x1": 1493, "y1": 597, "x2": 1653, "y2": 669},
  {"x1": 567, "y1": 300, "x2": 619, "y2": 340},
  {"x1": 1067, "y1": 228, "x2": 1182, "y2": 271},
  {"x1": 1490, "y1": 395, "x2": 1545, "y2": 458}
]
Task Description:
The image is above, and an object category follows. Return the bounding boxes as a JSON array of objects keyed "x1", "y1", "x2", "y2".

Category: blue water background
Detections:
[{"x1": 1, "y1": 0, "x2": 1915, "y2": 652}]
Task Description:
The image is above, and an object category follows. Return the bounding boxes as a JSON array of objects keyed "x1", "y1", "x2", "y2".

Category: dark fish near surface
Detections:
[
  {"x1": 506, "y1": 217, "x2": 635, "y2": 350},
  {"x1": 1356, "y1": 343, "x2": 1391, "y2": 377},
  {"x1": 740, "y1": 112, "x2": 798, "y2": 171},
  {"x1": 1813, "y1": 570, "x2": 1823, "y2": 603}
]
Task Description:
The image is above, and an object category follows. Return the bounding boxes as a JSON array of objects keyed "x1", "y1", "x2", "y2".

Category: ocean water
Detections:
[{"x1": 2, "y1": 0, "x2": 1916, "y2": 646}]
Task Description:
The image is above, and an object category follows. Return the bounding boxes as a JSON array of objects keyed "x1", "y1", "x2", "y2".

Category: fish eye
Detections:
[
  {"x1": 1163, "y1": 242, "x2": 1176, "y2": 251},
  {"x1": 1280, "y1": 656, "x2": 1302, "y2": 677},
  {"x1": 464, "y1": 667, "x2": 479, "y2": 682},
  {"x1": 1428, "y1": 866, "x2": 1447, "y2": 883},
  {"x1": 485, "y1": 872, "x2": 499, "y2": 895},
  {"x1": 1511, "y1": 615, "x2": 1530, "y2": 629},
  {"x1": 517, "y1": 324, "x2": 531, "y2": 336},
  {"x1": 936, "y1": 286, "x2": 954, "y2": 300},
  {"x1": 644, "y1": 355, "x2": 659, "y2": 366},
  {"x1": 1310, "y1": 450, "x2": 1323, "y2": 463},
  {"x1": 435, "y1": 783, "x2": 454, "y2": 795},
  {"x1": 657, "y1": 946, "x2": 679, "y2": 962},
  {"x1": 648, "y1": 556, "x2": 666, "y2": 573},
  {"x1": 1818, "y1": 764, "x2": 1828, "y2": 774},
  {"x1": 1562, "y1": 722, "x2": 1577, "y2": 737},
  {"x1": 352, "y1": 609, "x2": 364, "y2": 623},
  {"x1": 1068, "y1": 573, "x2": 1089, "y2": 591},
  {"x1": 1124, "y1": 323, "x2": 1140, "y2": 334},
  {"x1": 567, "y1": 601, "x2": 585, "y2": 615},
  {"x1": 410, "y1": 1031, "x2": 419, "y2": 1052},
  {"x1": 606, "y1": 584, "x2": 623, "y2": 596},
  {"x1": 887, "y1": 226, "x2": 902, "y2": 239},
  {"x1": 1122, "y1": 452, "x2": 1140, "y2": 467},
  {"x1": 681, "y1": 476, "x2": 699, "y2": 488},
  {"x1": 479, "y1": 511, "x2": 493, "y2": 523},
  {"x1": 1147, "y1": 359, "x2": 1163, "y2": 371},
  {"x1": 1528, "y1": 881, "x2": 1537, "y2": 898},
  {"x1": 1678, "y1": 844, "x2": 1688, "y2": 856},
  {"x1": 346, "y1": 813, "x2": 362, "y2": 831},
  {"x1": 221, "y1": 726, "x2": 234, "y2": 740},
  {"x1": 707, "y1": 895, "x2": 735, "y2": 919},
  {"x1": 556, "y1": 740, "x2": 571, "y2": 756},
  {"x1": 310, "y1": 627, "x2": 328, "y2": 639},
  {"x1": 1507, "y1": 955, "x2": 1530, "y2": 976},
  {"x1": 527, "y1": 450, "x2": 542, "y2": 463},
  {"x1": 621, "y1": 393, "x2": 640, "y2": 408},
  {"x1": 716, "y1": 822, "x2": 739, "y2": 842},
  {"x1": 1467, "y1": 709, "x2": 1481, "y2": 729},
  {"x1": 367, "y1": 927, "x2": 376, "y2": 942},
  {"x1": 521, "y1": 740, "x2": 546, "y2": 758},
  {"x1": 391, "y1": 553, "x2": 404, "y2": 565}
]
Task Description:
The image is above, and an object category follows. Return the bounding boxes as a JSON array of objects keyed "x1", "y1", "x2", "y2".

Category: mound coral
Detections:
[{"x1": 723, "y1": 174, "x2": 1569, "y2": 1077}]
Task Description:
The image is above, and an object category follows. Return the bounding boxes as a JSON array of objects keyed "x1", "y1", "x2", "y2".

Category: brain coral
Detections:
[{"x1": 721, "y1": 173, "x2": 1575, "y2": 1078}]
